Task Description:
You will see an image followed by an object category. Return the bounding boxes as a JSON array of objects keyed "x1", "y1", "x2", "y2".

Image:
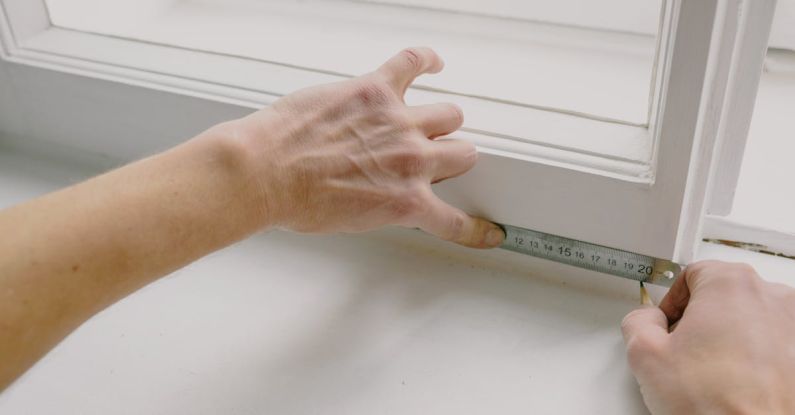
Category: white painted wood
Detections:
[
  {"x1": 0, "y1": 0, "x2": 48, "y2": 43},
  {"x1": 0, "y1": 148, "x2": 793, "y2": 414},
  {"x1": 0, "y1": 54, "x2": 25, "y2": 131},
  {"x1": 674, "y1": 0, "x2": 778, "y2": 261},
  {"x1": 366, "y1": 0, "x2": 795, "y2": 52},
  {"x1": 358, "y1": 0, "x2": 664, "y2": 36},
  {"x1": 706, "y1": 0, "x2": 778, "y2": 216},
  {"x1": 712, "y1": 63, "x2": 795, "y2": 239},
  {"x1": 0, "y1": 60, "x2": 251, "y2": 161},
  {"x1": 44, "y1": 0, "x2": 659, "y2": 125},
  {"x1": 14, "y1": 28, "x2": 654, "y2": 171},
  {"x1": 366, "y1": 0, "x2": 793, "y2": 52},
  {"x1": 703, "y1": 215, "x2": 795, "y2": 258},
  {"x1": 770, "y1": 0, "x2": 795, "y2": 50},
  {"x1": 0, "y1": 0, "x2": 776, "y2": 263},
  {"x1": 765, "y1": 47, "x2": 795, "y2": 71}
]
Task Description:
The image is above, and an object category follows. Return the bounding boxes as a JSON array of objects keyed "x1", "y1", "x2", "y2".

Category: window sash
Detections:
[{"x1": 0, "y1": 0, "x2": 777, "y2": 262}]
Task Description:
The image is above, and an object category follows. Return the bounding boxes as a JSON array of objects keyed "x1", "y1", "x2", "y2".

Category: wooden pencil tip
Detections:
[{"x1": 640, "y1": 282, "x2": 654, "y2": 306}]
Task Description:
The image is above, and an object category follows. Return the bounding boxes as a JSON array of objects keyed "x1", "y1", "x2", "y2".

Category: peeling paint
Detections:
[{"x1": 703, "y1": 238, "x2": 795, "y2": 261}]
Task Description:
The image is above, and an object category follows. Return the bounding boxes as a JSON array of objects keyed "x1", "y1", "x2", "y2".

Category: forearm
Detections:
[
  {"x1": 0, "y1": 123, "x2": 267, "y2": 389},
  {"x1": 0, "y1": 48, "x2": 503, "y2": 392}
]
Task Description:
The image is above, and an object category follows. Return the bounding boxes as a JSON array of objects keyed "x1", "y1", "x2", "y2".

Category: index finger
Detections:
[
  {"x1": 377, "y1": 48, "x2": 444, "y2": 96},
  {"x1": 414, "y1": 192, "x2": 504, "y2": 249}
]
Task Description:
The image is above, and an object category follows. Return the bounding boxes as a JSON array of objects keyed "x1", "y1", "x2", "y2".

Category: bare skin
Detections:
[
  {"x1": 0, "y1": 48, "x2": 504, "y2": 390},
  {"x1": 622, "y1": 261, "x2": 795, "y2": 414}
]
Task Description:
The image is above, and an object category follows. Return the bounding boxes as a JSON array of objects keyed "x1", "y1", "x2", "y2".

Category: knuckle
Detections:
[
  {"x1": 732, "y1": 262, "x2": 758, "y2": 277},
  {"x1": 623, "y1": 329, "x2": 663, "y2": 360},
  {"x1": 683, "y1": 260, "x2": 726, "y2": 285},
  {"x1": 400, "y1": 48, "x2": 423, "y2": 72},
  {"x1": 625, "y1": 335, "x2": 660, "y2": 367},
  {"x1": 445, "y1": 212, "x2": 466, "y2": 241},
  {"x1": 392, "y1": 144, "x2": 428, "y2": 177},
  {"x1": 725, "y1": 262, "x2": 760, "y2": 286},
  {"x1": 389, "y1": 201, "x2": 412, "y2": 220},
  {"x1": 459, "y1": 141, "x2": 478, "y2": 164},
  {"x1": 620, "y1": 309, "x2": 644, "y2": 332},
  {"x1": 685, "y1": 260, "x2": 718, "y2": 276},
  {"x1": 385, "y1": 109, "x2": 414, "y2": 131},
  {"x1": 364, "y1": 107, "x2": 413, "y2": 132},
  {"x1": 445, "y1": 103, "x2": 465, "y2": 125},
  {"x1": 352, "y1": 80, "x2": 391, "y2": 107},
  {"x1": 389, "y1": 189, "x2": 426, "y2": 219}
]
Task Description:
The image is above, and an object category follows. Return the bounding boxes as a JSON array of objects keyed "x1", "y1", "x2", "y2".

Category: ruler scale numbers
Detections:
[{"x1": 499, "y1": 224, "x2": 682, "y2": 287}]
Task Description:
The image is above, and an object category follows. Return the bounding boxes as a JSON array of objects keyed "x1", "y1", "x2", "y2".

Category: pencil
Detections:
[{"x1": 640, "y1": 281, "x2": 654, "y2": 306}]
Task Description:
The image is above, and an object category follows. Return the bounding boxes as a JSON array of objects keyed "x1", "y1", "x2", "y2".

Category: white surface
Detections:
[
  {"x1": 704, "y1": 0, "x2": 778, "y2": 215},
  {"x1": 2, "y1": 0, "x2": 755, "y2": 262},
  {"x1": 1, "y1": 142, "x2": 795, "y2": 414},
  {"x1": 367, "y1": 0, "x2": 794, "y2": 51},
  {"x1": 360, "y1": 0, "x2": 663, "y2": 36},
  {"x1": 727, "y1": 67, "x2": 795, "y2": 235},
  {"x1": 769, "y1": 0, "x2": 795, "y2": 50},
  {"x1": 44, "y1": 0, "x2": 658, "y2": 124},
  {"x1": 18, "y1": 28, "x2": 653, "y2": 167},
  {"x1": 0, "y1": 147, "x2": 649, "y2": 415},
  {"x1": 703, "y1": 215, "x2": 795, "y2": 258}
]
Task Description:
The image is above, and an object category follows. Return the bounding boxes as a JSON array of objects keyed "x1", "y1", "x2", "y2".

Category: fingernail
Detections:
[{"x1": 485, "y1": 226, "x2": 505, "y2": 247}]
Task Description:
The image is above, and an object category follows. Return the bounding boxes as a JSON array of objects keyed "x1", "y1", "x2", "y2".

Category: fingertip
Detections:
[
  {"x1": 378, "y1": 47, "x2": 444, "y2": 93},
  {"x1": 430, "y1": 53, "x2": 445, "y2": 74},
  {"x1": 484, "y1": 223, "x2": 505, "y2": 248},
  {"x1": 447, "y1": 103, "x2": 464, "y2": 129},
  {"x1": 409, "y1": 103, "x2": 464, "y2": 139},
  {"x1": 459, "y1": 219, "x2": 504, "y2": 249},
  {"x1": 415, "y1": 195, "x2": 501, "y2": 250},
  {"x1": 410, "y1": 46, "x2": 443, "y2": 73}
]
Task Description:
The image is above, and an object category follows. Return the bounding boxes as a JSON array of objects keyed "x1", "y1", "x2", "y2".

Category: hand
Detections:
[
  {"x1": 621, "y1": 261, "x2": 795, "y2": 414},
  {"x1": 231, "y1": 47, "x2": 504, "y2": 248}
]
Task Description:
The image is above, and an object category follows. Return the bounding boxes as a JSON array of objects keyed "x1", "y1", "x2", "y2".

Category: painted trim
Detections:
[
  {"x1": 1, "y1": 0, "x2": 49, "y2": 43},
  {"x1": 12, "y1": 28, "x2": 656, "y2": 177},
  {"x1": 703, "y1": 214, "x2": 795, "y2": 259},
  {"x1": 707, "y1": 0, "x2": 778, "y2": 216},
  {"x1": 0, "y1": 0, "x2": 775, "y2": 261}
]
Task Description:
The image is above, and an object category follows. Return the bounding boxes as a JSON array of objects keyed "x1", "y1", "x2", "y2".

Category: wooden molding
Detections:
[
  {"x1": 0, "y1": 0, "x2": 777, "y2": 262},
  {"x1": 707, "y1": 0, "x2": 778, "y2": 215}
]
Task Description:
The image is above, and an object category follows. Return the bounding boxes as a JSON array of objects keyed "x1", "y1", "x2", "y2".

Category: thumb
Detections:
[{"x1": 621, "y1": 307, "x2": 670, "y2": 369}]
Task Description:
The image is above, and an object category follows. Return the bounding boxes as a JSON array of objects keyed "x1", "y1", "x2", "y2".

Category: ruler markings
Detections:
[{"x1": 499, "y1": 224, "x2": 682, "y2": 287}]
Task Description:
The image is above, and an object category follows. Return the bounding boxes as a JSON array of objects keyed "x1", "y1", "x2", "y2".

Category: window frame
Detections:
[
  {"x1": 702, "y1": 47, "x2": 795, "y2": 259},
  {"x1": 41, "y1": 0, "x2": 664, "y2": 165},
  {"x1": 0, "y1": 0, "x2": 777, "y2": 262}
]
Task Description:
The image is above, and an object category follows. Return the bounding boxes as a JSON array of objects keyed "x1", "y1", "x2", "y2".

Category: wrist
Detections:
[{"x1": 193, "y1": 119, "x2": 275, "y2": 232}]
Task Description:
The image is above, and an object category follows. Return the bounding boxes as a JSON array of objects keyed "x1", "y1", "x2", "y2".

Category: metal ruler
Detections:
[{"x1": 499, "y1": 224, "x2": 682, "y2": 287}]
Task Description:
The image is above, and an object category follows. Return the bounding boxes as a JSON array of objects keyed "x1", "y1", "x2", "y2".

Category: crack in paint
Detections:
[{"x1": 703, "y1": 239, "x2": 795, "y2": 261}]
